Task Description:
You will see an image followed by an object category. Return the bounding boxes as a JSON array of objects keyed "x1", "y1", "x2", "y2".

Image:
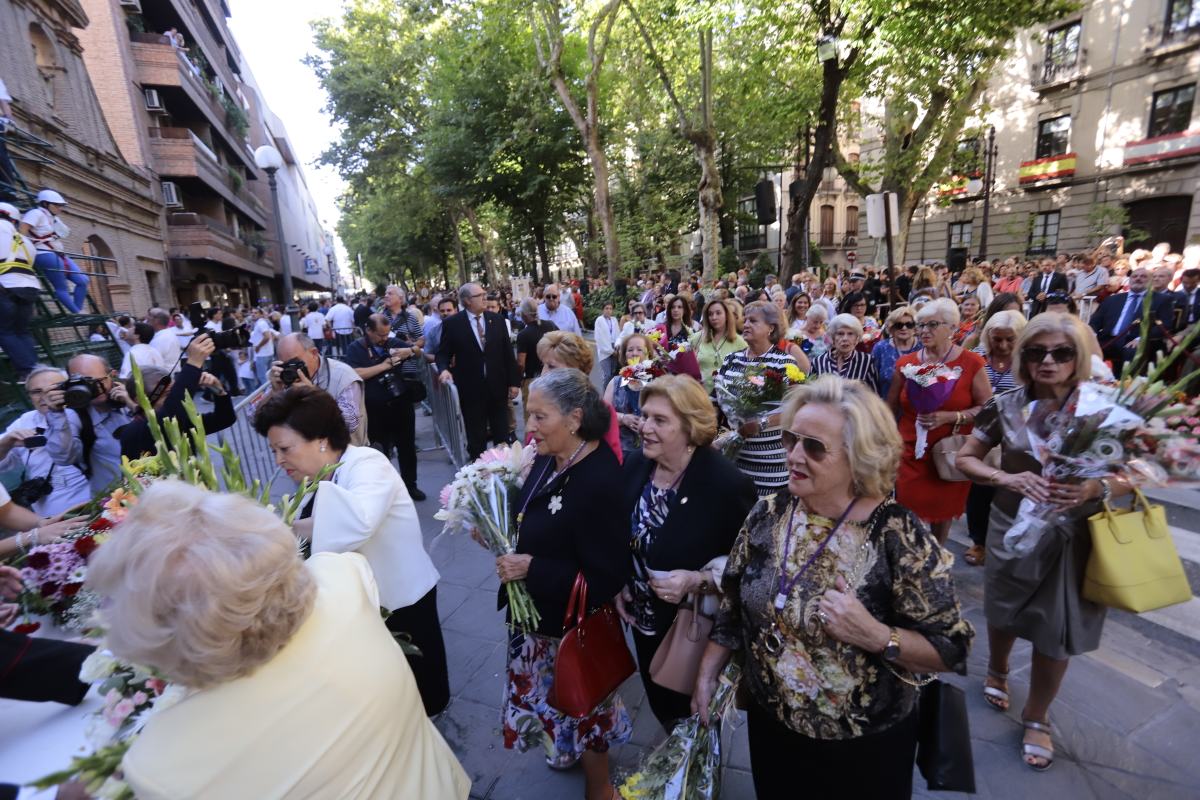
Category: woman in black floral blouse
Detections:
[{"x1": 692, "y1": 374, "x2": 974, "y2": 799}]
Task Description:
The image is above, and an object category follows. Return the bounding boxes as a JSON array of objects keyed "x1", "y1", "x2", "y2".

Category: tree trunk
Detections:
[
  {"x1": 695, "y1": 29, "x2": 720, "y2": 282},
  {"x1": 449, "y1": 210, "x2": 468, "y2": 285},
  {"x1": 586, "y1": 130, "x2": 620, "y2": 282},
  {"x1": 462, "y1": 205, "x2": 496, "y2": 287},
  {"x1": 534, "y1": 222, "x2": 552, "y2": 284}
]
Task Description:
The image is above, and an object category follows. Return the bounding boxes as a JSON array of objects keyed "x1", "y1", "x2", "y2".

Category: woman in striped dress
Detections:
[
  {"x1": 963, "y1": 309, "x2": 1026, "y2": 566},
  {"x1": 809, "y1": 314, "x2": 880, "y2": 393},
  {"x1": 716, "y1": 301, "x2": 797, "y2": 496}
]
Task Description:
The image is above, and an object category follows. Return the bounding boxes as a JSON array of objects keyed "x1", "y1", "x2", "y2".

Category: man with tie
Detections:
[
  {"x1": 1174, "y1": 268, "x2": 1199, "y2": 331},
  {"x1": 593, "y1": 301, "x2": 619, "y2": 383},
  {"x1": 1088, "y1": 268, "x2": 1175, "y2": 375},
  {"x1": 1029, "y1": 258, "x2": 1069, "y2": 316},
  {"x1": 436, "y1": 283, "x2": 520, "y2": 459}
]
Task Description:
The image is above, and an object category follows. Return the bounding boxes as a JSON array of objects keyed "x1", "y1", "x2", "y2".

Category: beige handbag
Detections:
[
  {"x1": 648, "y1": 592, "x2": 713, "y2": 694},
  {"x1": 931, "y1": 435, "x2": 1000, "y2": 482}
]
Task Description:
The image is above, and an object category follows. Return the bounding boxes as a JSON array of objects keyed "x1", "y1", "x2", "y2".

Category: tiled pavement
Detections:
[{"x1": 408, "y1": 402, "x2": 1200, "y2": 800}]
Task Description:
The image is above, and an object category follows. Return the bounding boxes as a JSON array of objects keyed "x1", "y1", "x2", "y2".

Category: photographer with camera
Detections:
[
  {"x1": 119, "y1": 333, "x2": 236, "y2": 459},
  {"x1": 43, "y1": 353, "x2": 137, "y2": 494},
  {"x1": 0, "y1": 365, "x2": 91, "y2": 516},
  {"x1": 267, "y1": 332, "x2": 367, "y2": 446},
  {"x1": 346, "y1": 314, "x2": 427, "y2": 501}
]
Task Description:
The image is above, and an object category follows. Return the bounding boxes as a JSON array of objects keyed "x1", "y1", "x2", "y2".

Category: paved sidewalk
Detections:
[{"x1": 407, "y1": 411, "x2": 1200, "y2": 800}]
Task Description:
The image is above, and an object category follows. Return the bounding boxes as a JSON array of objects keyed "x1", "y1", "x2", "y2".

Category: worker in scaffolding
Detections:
[
  {"x1": 0, "y1": 202, "x2": 40, "y2": 379},
  {"x1": 19, "y1": 189, "x2": 89, "y2": 314}
]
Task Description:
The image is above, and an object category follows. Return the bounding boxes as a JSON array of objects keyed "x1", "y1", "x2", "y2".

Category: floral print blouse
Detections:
[{"x1": 711, "y1": 493, "x2": 973, "y2": 740}]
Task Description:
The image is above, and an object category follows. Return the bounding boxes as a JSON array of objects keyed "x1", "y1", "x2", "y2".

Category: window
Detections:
[
  {"x1": 845, "y1": 206, "x2": 859, "y2": 238},
  {"x1": 1148, "y1": 85, "x2": 1196, "y2": 138},
  {"x1": 1035, "y1": 116, "x2": 1071, "y2": 159},
  {"x1": 1165, "y1": 0, "x2": 1200, "y2": 41},
  {"x1": 28, "y1": 23, "x2": 58, "y2": 108},
  {"x1": 949, "y1": 222, "x2": 973, "y2": 250},
  {"x1": 951, "y1": 137, "x2": 982, "y2": 176},
  {"x1": 819, "y1": 205, "x2": 835, "y2": 247},
  {"x1": 1043, "y1": 22, "x2": 1080, "y2": 70},
  {"x1": 737, "y1": 197, "x2": 765, "y2": 252},
  {"x1": 1027, "y1": 211, "x2": 1061, "y2": 255}
]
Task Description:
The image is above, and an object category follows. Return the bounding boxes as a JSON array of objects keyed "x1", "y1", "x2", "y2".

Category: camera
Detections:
[
  {"x1": 23, "y1": 435, "x2": 46, "y2": 448},
  {"x1": 188, "y1": 301, "x2": 252, "y2": 350},
  {"x1": 279, "y1": 357, "x2": 310, "y2": 387},
  {"x1": 57, "y1": 375, "x2": 105, "y2": 410},
  {"x1": 377, "y1": 368, "x2": 407, "y2": 401}
]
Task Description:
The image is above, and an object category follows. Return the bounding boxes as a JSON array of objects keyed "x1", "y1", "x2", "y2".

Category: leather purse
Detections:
[
  {"x1": 550, "y1": 572, "x2": 636, "y2": 718},
  {"x1": 931, "y1": 435, "x2": 999, "y2": 482},
  {"x1": 916, "y1": 680, "x2": 976, "y2": 793},
  {"x1": 1084, "y1": 489, "x2": 1190, "y2": 612},
  {"x1": 648, "y1": 592, "x2": 713, "y2": 694}
]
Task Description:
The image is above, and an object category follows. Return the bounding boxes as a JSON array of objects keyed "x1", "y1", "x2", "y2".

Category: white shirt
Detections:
[
  {"x1": 119, "y1": 342, "x2": 166, "y2": 378},
  {"x1": 303, "y1": 310, "x2": 327, "y2": 341},
  {"x1": 327, "y1": 303, "x2": 355, "y2": 334},
  {"x1": 0, "y1": 410, "x2": 91, "y2": 517},
  {"x1": 149, "y1": 326, "x2": 181, "y2": 367},
  {"x1": 20, "y1": 207, "x2": 67, "y2": 253},
  {"x1": 279, "y1": 314, "x2": 293, "y2": 335},
  {"x1": 537, "y1": 303, "x2": 580, "y2": 334},
  {"x1": 594, "y1": 314, "x2": 619, "y2": 359},
  {"x1": 0, "y1": 78, "x2": 11, "y2": 104},
  {"x1": 249, "y1": 317, "x2": 274, "y2": 355},
  {"x1": 0, "y1": 219, "x2": 40, "y2": 290},
  {"x1": 310, "y1": 445, "x2": 440, "y2": 610}
]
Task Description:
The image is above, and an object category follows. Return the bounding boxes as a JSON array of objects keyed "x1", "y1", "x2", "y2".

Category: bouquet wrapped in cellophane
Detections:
[
  {"x1": 900, "y1": 361, "x2": 963, "y2": 459},
  {"x1": 435, "y1": 442, "x2": 540, "y2": 632},
  {"x1": 713, "y1": 362, "x2": 806, "y2": 459},
  {"x1": 1004, "y1": 307, "x2": 1200, "y2": 555},
  {"x1": 618, "y1": 662, "x2": 741, "y2": 800}
]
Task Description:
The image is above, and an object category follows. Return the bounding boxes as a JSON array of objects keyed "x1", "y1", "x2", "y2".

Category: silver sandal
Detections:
[
  {"x1": 983, "y1": 667, "x2": 1009, "y2": 712},
  {"x1": 1021, "y1": 719, "x2": 1054, "y2": 771}
]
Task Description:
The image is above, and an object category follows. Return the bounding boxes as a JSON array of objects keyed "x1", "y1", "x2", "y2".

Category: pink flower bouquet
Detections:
[{"x1": 901, "y1": 362, "x2": 963, "y2": 458}]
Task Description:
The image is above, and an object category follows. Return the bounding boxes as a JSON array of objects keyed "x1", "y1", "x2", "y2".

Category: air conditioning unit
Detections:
[
  {"x1": 161, "y1": 181, "x2": 182, "y2": 207},
  {"x1": 119, "y1": 0, "x2": 142, "y2": 11},
  {"x1": 143, "y1": 88, "x2": 163, "y2": 112}
]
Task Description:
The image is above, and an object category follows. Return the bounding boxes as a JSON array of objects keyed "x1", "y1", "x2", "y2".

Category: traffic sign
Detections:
[{"x1": 847, "y1": 251, "x2": 857, "y2": 264}]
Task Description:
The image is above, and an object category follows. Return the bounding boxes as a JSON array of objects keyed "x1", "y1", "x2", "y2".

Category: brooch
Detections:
[{"x1": 548, "y1": 495, "x2": 564, "y2": 515}]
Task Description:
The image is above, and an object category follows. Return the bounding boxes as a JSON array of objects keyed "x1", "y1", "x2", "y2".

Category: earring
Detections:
[{"x1": 320, "y1": 444, "x2": 327, "y2": 453}]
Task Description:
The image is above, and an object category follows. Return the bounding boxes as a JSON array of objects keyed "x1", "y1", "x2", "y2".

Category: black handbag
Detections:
[{"x1": 916, "y1": 680, "x2": 976, "y2": 793}]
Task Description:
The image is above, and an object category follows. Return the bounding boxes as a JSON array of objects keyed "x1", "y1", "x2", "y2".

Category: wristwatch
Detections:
[
  {"x1": 758, "y1": 414, "x2": 770, "y2": 432},
  {"x1": 882, "y1": 627, "x2": 902, "y2": 662}
]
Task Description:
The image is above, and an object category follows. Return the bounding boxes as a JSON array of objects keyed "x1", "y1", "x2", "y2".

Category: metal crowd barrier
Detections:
[
  {"x1": 419, "y1": 363, "x2": 469, "y2": 469},
  {"x1": 215, "y1": 383, "x2": 282, "y2": 490}
]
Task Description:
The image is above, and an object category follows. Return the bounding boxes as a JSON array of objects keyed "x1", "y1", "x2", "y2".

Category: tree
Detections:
[
  {"x1": 529, "y1": 0, "x2": 624, "y2": 280},
  {"x1": 831, "y1": 0, "x2": 1076, "y2": 264}
]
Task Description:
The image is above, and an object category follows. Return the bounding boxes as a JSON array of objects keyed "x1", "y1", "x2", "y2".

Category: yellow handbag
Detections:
[{"x1": 1083, "y1": 489, "x2": 1191, "y2": 613}]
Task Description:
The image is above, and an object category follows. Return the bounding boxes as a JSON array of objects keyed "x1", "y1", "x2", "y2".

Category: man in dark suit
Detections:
[
  {"x1": 1028, "y1": 257, "x2": 1069, "y2": 316},
  {"x1": 436, "y1": 282, "x2": 520, "y2": 459},
  {"x1": 1088, "y1": 268, "x2": 1175, "y2": 375},
  {"x1": 1175, "y1": 268, "x2": 1199, "y2": 331}
]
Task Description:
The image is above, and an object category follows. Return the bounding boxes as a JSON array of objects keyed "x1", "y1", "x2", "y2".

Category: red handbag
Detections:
[{"x1": 549, "y1": 572, "x2": 636, "y2": 718}]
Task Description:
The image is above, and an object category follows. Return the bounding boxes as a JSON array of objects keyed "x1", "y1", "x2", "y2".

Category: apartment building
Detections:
[
  {"x1": 77, "y1": 0, "x2": 334, "y2": 307},
  {"x1": 734, "y1": 165, "x2": 862, "y2": 274},
  {"x1": 892, "y1": 0, "x2": 1200, "y2": 264},
  {"x1": 1, "y1": 0, "x2": 166, "y2": 313}
]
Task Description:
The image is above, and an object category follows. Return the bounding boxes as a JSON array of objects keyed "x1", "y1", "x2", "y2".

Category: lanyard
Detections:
[{"x1": 774, "y1": 497, "x2": 858, "y2": 611}]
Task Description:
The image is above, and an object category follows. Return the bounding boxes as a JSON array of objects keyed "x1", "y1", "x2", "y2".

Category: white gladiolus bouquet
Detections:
[{"x1": 435, "y1": 443, "x2": 541, "y2": 631}]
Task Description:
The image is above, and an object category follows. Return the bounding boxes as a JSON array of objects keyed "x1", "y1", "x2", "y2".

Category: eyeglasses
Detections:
[
  {"x1": 1021, "y1": 345, "x2": 1077, "y2": 364},
  {"x1": 634, "y1": 310, "x2": 646, "y2": 315},
  {"x1": 468, "y1": 292, "x2": 486, "y2": 300},
  {"x1": 780, "y1": 430, "x2": 840, "y2": 462},
  {"x1": 915, "y1": 321, "x2": 944, "y2": 331},
  {"x1": 891, "y1": 321, "x2": 916, "y2": 330}
]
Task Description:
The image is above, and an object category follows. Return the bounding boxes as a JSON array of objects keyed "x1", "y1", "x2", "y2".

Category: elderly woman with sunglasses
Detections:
[
  {"x1": 870, "y1": 306, "x2": 920, "y2": 399},
  {"x1": 619, "y1": 304, "x2": 651, "y2": 341},
  {"x1": 888, "y1": 298, "x2": 992, "y2": 545},
  {"x1": 692, "y1": 375, "x2": 972, "y2": 800},
  {"x1": 955, "y1": 313, "x2": 1130, "y2": 773}
]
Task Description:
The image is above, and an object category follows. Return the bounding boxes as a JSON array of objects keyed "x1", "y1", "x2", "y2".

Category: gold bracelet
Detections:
[{"x1": 987, "y1": 469, "x2": 1002, "y2": 485}]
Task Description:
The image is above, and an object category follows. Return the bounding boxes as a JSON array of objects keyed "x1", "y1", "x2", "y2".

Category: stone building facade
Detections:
[
  {"x1": 1, "y1": 0, "x2": 165, "y2": 315},
  {"x1": 870, "y1": 0, "x2": 1200, "y2": 265}
]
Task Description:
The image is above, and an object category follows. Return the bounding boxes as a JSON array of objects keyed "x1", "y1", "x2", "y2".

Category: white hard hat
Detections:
[
  {"x1": 36, "y1": 189, "x2": 67, "y2": 206},
  {"x1": 0, "y1": 202, "x2": 19, "y2": 219}
]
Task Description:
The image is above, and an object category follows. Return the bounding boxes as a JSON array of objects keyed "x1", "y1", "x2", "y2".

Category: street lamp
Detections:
[
  {"x1": 253, "y1": 144, "x2": 295, "y2": 313},
  {"x1": 972, "y1": 126, "x2": 998, "y2": 260}
]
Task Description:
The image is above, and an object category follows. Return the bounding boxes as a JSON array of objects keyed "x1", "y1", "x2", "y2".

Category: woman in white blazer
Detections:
[{"x1": 255, "y1": 385, "x2": 449, "y2": 715}]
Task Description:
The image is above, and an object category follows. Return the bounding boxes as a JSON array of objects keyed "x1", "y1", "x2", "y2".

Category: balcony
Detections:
[
  {"x1": 1031, "y1": 55, "x2": 1086, "y2": 90},
  {"x1": 131, "y1": 36, "x2": 255, "y2": 171},
  {"x1": 148, "y1": 127, "x2": 267, "y2": 226},
  {"x1": 1018, "y1": 152, "x2": 1077, "y2": 187},
  {"x1": 1122, "y1": 129, "x2": 1200, "y2": 168},
  {"x1": 166, "y1": 213, "x2": 273, "y2": 278}
]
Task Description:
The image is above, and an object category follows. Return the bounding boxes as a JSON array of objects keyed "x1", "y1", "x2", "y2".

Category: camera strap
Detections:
[{"x1": 77, "y1": 408, "x2": 95, "y2": 479}]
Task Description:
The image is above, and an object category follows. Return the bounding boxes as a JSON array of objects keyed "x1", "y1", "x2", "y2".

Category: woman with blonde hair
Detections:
[
  {"x1": 690, "y1": 299, "x2": 746, "y2": 392},
  {"x1": 88, "y1": 480, "x2": 470, "y2": 799},
  {"x1": 870, "y1": 306, "x2": 920, "y2": 399},
  {"x1": 693, "y1": 374, "x2": 972, "y2": 798},
  {"x1": 537, "y1": 330, "x2": 594, "y2": 375},
  {"x1": 956, "y1": 312, "x2": 1128, "y2": 771}
]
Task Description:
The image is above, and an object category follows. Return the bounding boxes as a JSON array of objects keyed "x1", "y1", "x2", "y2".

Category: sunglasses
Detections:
[
  {"x1": 891, "y1": 321, "x2": 916, "y2": 330},
  {"x1": 781, "y1": 430, "x2": 840, "y2": 462},
  {"x1": 545, "y1": 294, "x2": 559, "y2": 299},
  {"x1": 1021, "y1": 345, "x2": 1077, "y2": 364}
]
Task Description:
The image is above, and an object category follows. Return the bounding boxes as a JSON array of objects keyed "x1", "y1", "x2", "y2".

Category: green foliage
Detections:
[
  {"x1": 124, "y1": 14, "x2": 146, "y2": 34},
  {"x1": 1087, "y1": 203, "x2": 1149, "y2": 246},
  {"x1": 221, "y1": 94, "x2": 249, "y2": 140},
  {"x1": 583, "y1": 285, "x2": 621, "y2": 328},
  {"x1": 748, "y1": 252, "x2": 776, "y2": 288}
]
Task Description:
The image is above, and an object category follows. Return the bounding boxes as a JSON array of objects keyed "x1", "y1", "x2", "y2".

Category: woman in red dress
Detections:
[{"x1": 887, "y1": 298, "x2": 993, "y2": 544}]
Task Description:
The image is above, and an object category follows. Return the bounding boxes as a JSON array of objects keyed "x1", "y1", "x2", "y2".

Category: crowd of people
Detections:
[{"x1": 1, "y1": 235, "x2": 1198, "y2": 799}]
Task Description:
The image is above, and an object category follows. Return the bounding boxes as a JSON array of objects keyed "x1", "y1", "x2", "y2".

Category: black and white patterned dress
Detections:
[{"x1": 717, "y1": 345, "x2": 796, "y2": 497}]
